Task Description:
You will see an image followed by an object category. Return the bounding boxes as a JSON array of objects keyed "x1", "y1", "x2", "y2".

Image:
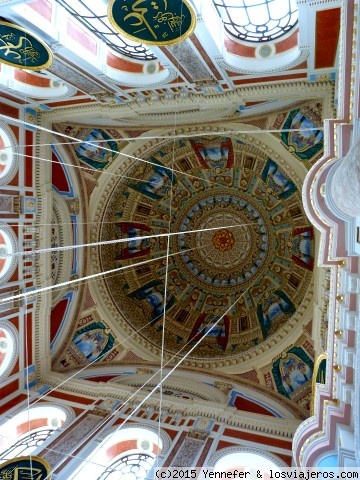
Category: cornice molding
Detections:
[
  {"x1": 38, "y1": 373, "x2": 301, "y2": 438},
  {"x1": 41, "y1": 81, "x2": 334, "y2": 125},
  {"x1": 111, "y1": 373, "x2": 228, "y2": 404}
]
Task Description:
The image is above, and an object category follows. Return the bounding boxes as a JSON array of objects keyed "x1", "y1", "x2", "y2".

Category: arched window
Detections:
[
  {"x1": 0, "y1": 321, "x2": 18, "y2": 380},
  {"x1": 0, "y1": 225, "x2": 18, "y2": 285},
  {"x1": 0, "y1": 404, "x2": 71, "y2": 463},
  {"x1": 212, "y1": 0, "x2": 298, "y2": 42},
  {"x1": 97, "y1": 452, "x2": 157, "y2": 480},
  {"x1": 70, "y1": 425, "x2": 169, "y2": 480},
  {"x1": 0, "y1": 122, "x2": 18, "y2": 186},
  {"x1": 208, "y1": 446, "x2": 288, "y2": 472},
  {"x1": 0, "y1": 69, "x2": 77, "y2": 99}
]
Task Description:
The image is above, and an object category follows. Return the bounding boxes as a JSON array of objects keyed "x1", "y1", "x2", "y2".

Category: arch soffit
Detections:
[
  {"x1": 68, "y1": 365, "x2": 302, "y2": 419},
  {"x1": 207, "y1": 446, "x2": 289, "y2": 469},
  {"x1": 0, "y1": 403, "x2": 75, "y2": 427},
  {"x1": 96, "y1": 423, "x2": 172, "y2": 458},
  {"x1": 110, "y1": 373, "x2": 228, "y2": 404}
]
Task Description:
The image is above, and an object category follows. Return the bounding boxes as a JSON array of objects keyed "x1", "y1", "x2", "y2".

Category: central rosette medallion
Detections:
[
  {"x1": 212, "y1": 229, "x2": 235, "y2": 252},
  {"x1": 173, "y1": 189, "x2": 271, "y2": 290}
]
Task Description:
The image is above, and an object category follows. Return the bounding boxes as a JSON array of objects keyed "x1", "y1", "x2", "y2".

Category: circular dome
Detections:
[{"x1": 97, "y1": 135, "x2": 314, "y2": 366}]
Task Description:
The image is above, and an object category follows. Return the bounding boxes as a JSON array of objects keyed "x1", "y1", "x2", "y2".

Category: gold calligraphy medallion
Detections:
[
  {"x1": 0, "y1": 21, "x2": 53, "y2": 70},
  {"x1": 0, "y1": 456, "x2": 52, "y2": 479},
  {"x1": 108, "y1": 0, "x2": 196, "y2": 46}
]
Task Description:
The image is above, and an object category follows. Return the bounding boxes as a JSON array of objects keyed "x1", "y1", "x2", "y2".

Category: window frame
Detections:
[
  {"x1": 212, "y1": 0, "x2": 299, "y2": 43},
  {"x1": 55, "y1": 0, "x2": 157, "y2": 61}
]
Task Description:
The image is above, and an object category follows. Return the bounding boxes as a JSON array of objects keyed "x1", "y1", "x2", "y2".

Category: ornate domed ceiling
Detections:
[{"x1": 94, "y1": 131, "x2": 314, "y2": 368}]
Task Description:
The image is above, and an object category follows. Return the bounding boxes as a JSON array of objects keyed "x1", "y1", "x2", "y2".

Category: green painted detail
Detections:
[
  {"x1": 272, "y1": 346, "x2": 314, "y2": 399},
  {"x1": 0, "y1": 21, "x2": 52, "y2": 69},
  {"x1": 281, "y1": 109, "x2": 324, "y2": 161},
  {"x1": 74, "y1": 129, "x2": 118, "y2": 170},
  {"x1": 316, "y1": 358, "x2": 326, "y2": 384},
  {"x1": 72, "y1": 322, "x2": 115, "y2": 363},
  {"x1": 0, "y1": 456, "x2": 51, "y2": 479},
  {"x1": 108, "y1": 0, "x2": 196, "y2": 46}
]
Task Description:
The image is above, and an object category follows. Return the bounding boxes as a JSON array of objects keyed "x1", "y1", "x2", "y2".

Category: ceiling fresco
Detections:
[
  {"x1": 96, "y1": 134, "x2": 314, "y2": 362},
  {"x1": 49, "y1": 102, "x2": 322, "y2": 413},
  {"x1": 1, "y1": 0, "x2": 354, "y2": 453}
]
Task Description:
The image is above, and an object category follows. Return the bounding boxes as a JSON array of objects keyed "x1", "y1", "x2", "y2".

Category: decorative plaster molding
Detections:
[
  {"x1": 51, "y1": 193, "x2": 73, "y2": 305},
  {"x1": 40, "y1": 372, "x2": 301, "y2": 439},
  {"x1": 41, "y1": 82, "x2": 335, "y2": 124},
  {"x1": 112, "y1": 374, "x2": 228, "y2": 404},
  {"x1": 0, "y1": 319, "x2": 19, "y2": 381}
]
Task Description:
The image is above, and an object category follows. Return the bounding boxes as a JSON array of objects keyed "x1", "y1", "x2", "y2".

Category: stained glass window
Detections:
[
  {"x1": 0, "y1": 429, "x2": 55, "y2": 462},
  {"x1": 55, "y1": 0, "x2": 157, "y2": 60},
  {"x1": 69, "y1": 427, "x2": 164, "y2": 480},
  {"x1": 0, "y1": 405, "x2": 67, "y2": 464},
  {"x1": 0, "y1": 123, "x2": 18, "y2": 186},
  {"x1": 97, "y1": 452, "x2": 156, "y2": 480},
  {"x1": 212, "y1": 0, "x2": 298, "y2": 42}
]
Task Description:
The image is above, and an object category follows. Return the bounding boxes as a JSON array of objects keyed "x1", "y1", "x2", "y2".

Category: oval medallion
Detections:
[
  {"x1": 0, "y1": 456, "x2": 52, "y2": 479},
  {"x1": 0, "y1": 21, "x2": 53, "y2": 70},
  {"x1": 108, "y1": 0, "x2": 196, "y2": 46}
]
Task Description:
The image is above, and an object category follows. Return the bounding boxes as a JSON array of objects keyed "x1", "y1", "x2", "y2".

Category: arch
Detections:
[
  {"x1": 0, "y1": 403, "x2": 74, "y2": 462},
  {"x1": 110, "y1": 373, "x2": 228, "y2": 404},
  {"x1": 0, "y1": 121, "x2": 18, "y2": 186},
  {"x1": 207, "y1": 446, "x2": 288, "y2": 470},
  {"x1": 0, "y1": 224, "x2": 18, "y2": 285},
  {"x1": 69, "y1": 424, "x2": 170, "y2": 479},
  {"x1": 0, "y1": 321, "x2": 18, "y2": 380},
  {"x1": 9, "y1": 69, "x2": 77, "y2": 99},
  {"x1": 51, "y1": 192, "x2": 75, "y2": 303},
  {"x1": 104, "y1": 52, "x2": 176, "y2": 87},
  {"x1": 212, "y1": 0, "x2": 298, "y2": 43},
  {"x1": 211, "y1": 0, "x2": 304, "y2": 74}
]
